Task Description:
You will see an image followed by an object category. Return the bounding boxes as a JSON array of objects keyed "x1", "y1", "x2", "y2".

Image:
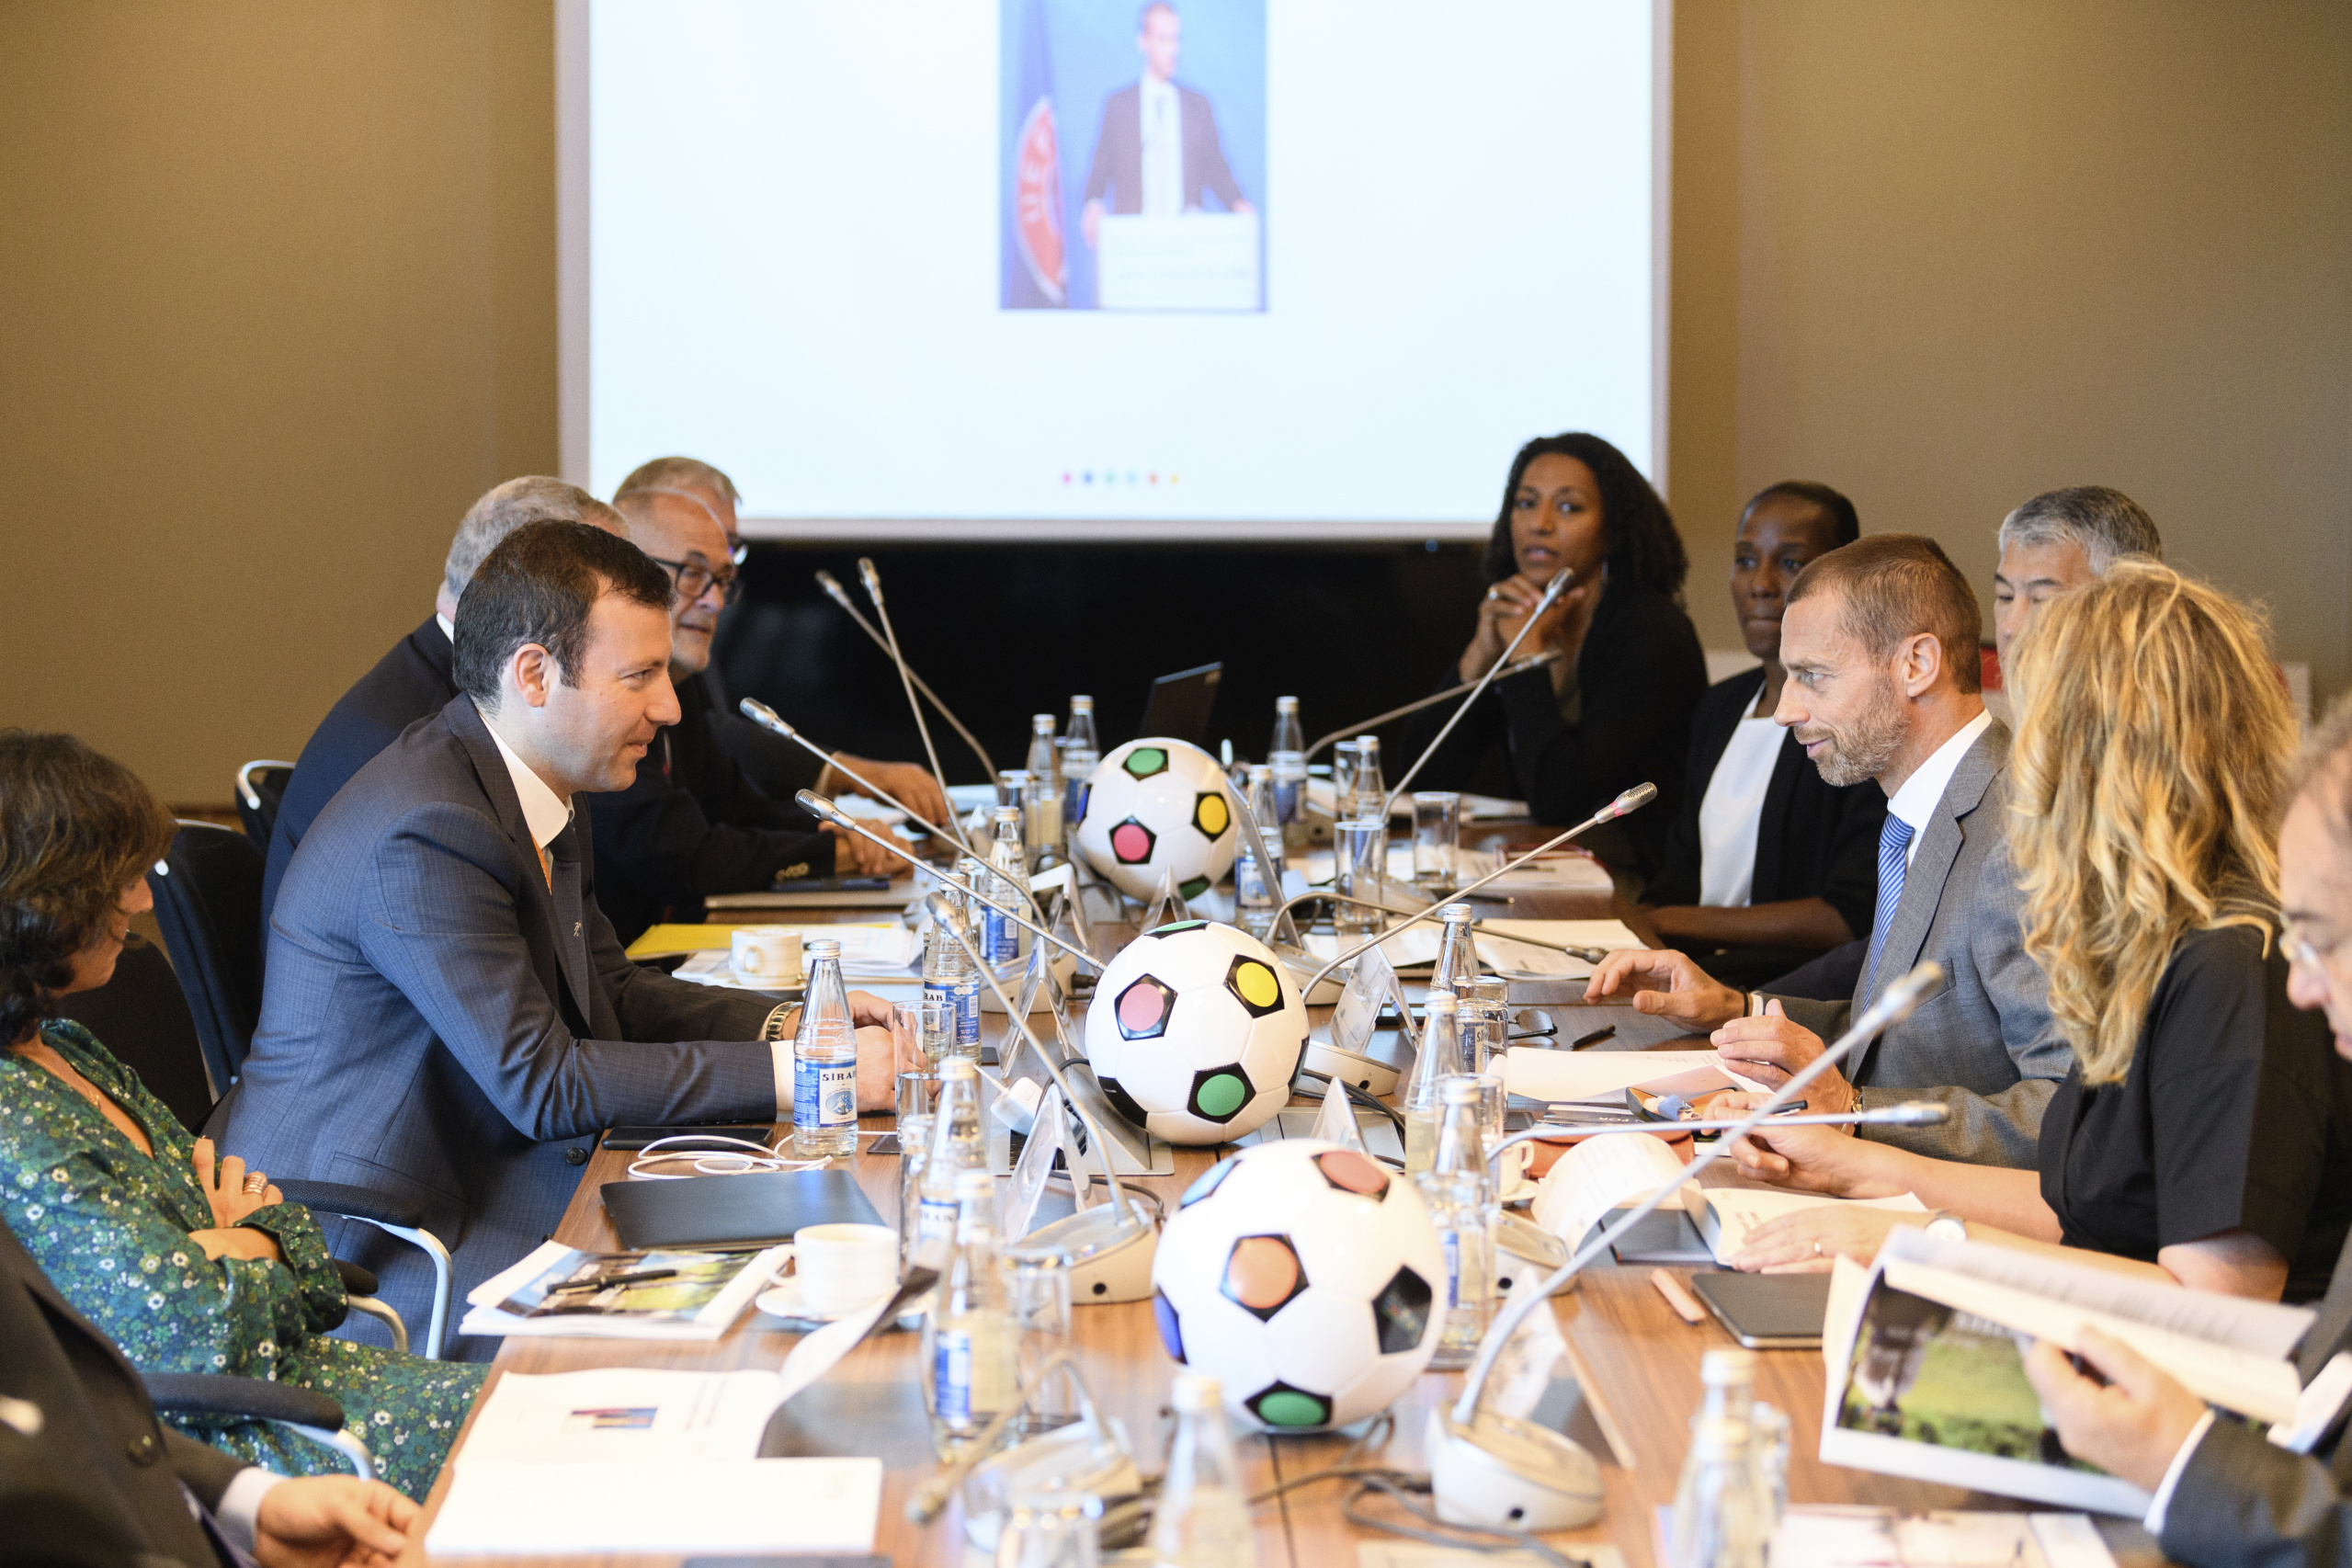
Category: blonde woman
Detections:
[{"x1": 1716, "y1": 562, "x2": 2352, "y2": 1301}]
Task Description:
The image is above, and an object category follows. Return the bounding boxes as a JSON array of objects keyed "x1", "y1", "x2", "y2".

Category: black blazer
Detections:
[
  {"x1": 0, "y1": 1212, "x2": 245, "y2": 1566},
  {"x1": 1082, "y1": 81, "x2": 1244, "y2": 212},
  {"x1": 1647, "y1": 666, "x2": 1886, "y2": 938},
  {"x1": 585, "y1": 673, "x2": 837, "y2": 945},
  {"x1": 1413, "y1": 584, "x2": 1708, "y2": 876},
  {"x1": 263, "y1": 615, "x2": 457, "y2": 928}
]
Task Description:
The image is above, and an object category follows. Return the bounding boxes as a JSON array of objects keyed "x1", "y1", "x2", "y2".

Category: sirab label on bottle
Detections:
[
  {"x1": 1442, "y1": 1232, "x2": 1462, "y2": 1308},
  {"x1": 917, "y1": 1197, "x2": 958, "y2": 1242},
  {"x1": 794, "y1": 1057, "x2": 858, "y2": 1129},
  {"x1": 933, "y1": 1323, "x2": 1016, "y2": 1424}
]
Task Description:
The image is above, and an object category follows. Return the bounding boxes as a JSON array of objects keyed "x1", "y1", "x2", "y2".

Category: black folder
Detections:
[{"x1": 599, "y1": 1168, "x2": 886, "y2": 1251}]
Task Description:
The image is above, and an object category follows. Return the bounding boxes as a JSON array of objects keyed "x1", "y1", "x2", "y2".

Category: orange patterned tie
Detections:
[{"x1": 534, "y1": 839, "x2": 552, "y2": 891}]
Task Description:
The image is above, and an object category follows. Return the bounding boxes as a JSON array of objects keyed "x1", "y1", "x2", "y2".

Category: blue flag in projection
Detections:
[{"x1": 1002, "y1": 0, "x2": 1066, "y2": 308}]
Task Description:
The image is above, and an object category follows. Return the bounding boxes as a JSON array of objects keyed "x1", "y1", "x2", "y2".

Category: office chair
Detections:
[
  {"x1": 142, "y1": 1375, "x2": 373, "y2": 1479},
  {"x1": 234, "y1": 759, "x2": 294, "y2": 853},
  {"x1": 145, "y1": 823, "x2": 453, "y2": 1357}
]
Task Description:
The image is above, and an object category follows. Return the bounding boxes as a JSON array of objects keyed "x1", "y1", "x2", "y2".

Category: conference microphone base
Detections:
[
  {"x1": 1014, "y1": 1203, "x2": 1158, "y2": 1306},
  {"x1": 1300, "y1": 1038, "x2": 1401, "y2": 1097},
  {"x1": 1426, "y1": 1406, "x2": 1605, "y2": 1532}
]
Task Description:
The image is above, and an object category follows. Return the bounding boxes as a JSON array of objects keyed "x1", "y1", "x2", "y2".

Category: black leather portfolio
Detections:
[{"x1": 599, "y1": 1168, "x2": 887, "y2": 1251}]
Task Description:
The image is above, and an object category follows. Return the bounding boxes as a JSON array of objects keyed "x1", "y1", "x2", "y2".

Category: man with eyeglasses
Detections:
[
  {"x1": 2021, "y1": 695, "x2": 2352, "y2": 1565},
  {"x1": 585, "y1": 487, "x2": 905, "y2": 943}
]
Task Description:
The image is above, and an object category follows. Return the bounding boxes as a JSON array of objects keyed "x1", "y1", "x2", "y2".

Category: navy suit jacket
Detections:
[
  {"x1": 262, "y1": 616, "x2": 457, "y2": 930},
  {"x1": 1083, "y1": 80, "x2": 1244, "y2": 213},
  {"x1": 219, "y1": 694, "x2": 780, "y2": 1358}
]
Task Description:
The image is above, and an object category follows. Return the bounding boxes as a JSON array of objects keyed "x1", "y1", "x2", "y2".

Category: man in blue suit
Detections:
[
  {"x1": 260, "y1": 476, "x2": 627, "y2": 929},
  {"x1": 222, "y1": 521, "x2": 908, "y2": 1360},
  {"x1": 1080, "y1": 1, "x2": 1254, "y2": 250}
]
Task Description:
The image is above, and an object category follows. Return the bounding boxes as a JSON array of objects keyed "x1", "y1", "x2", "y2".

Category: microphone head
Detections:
[
  {"x1": 1536, "y1": 566, "x2": 1575, "y2": 608},
  {"x1": 1605, "y1": 782, "x2": 1658, "y2": 819},
  {"x1": 737, "y1": 698, "x2": 792, "y2": 736},
  {"x1": 857, "y1": 557, "x2": 883, "y2": 602},
  {"x1": 1881, "y1": 1101, "x2": 1952, "y2": 1126},
  {"x1": 794, "y1": 789, "x2": 847, "y2": 826},
  {"x1": 1854, "y1": 960, "x2": 1945, "y2": 1037},
  {"x1": 814, "y1": 570, "x2": 855, "y2": 608}
]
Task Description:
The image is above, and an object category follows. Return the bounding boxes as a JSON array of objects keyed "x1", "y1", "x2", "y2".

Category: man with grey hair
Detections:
[
  {"x1": 1991, "y1": 484, "x2": 2163, "y2": 666},
  {"x1": 261, "y1": 478, "x2": 628, "y2": 926},
  {"x1": 610, "y1": 457, "x2": 950, "y2": 825}
]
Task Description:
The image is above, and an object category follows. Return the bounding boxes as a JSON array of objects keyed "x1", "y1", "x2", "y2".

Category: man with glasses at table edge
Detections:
[
  {"x1": 582, "y1": 485, "x2": 911, "y2": 944},
  {"x1": 2023, "y1": 697, "x2": 2352, "y2": 1567}
]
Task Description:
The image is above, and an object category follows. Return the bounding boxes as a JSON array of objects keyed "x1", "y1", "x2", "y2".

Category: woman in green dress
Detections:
[{"x1": 0, "y1": 730, "x2": 485, "y2": 1502}]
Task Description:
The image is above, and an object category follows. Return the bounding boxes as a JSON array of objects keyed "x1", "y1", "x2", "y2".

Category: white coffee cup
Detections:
[
  {"x1": 792, "y1": 1222, "x2": 900, "y2": 1315},
  {"x1": 730, "y1": 926, "x2": 802, "y2": 983}
]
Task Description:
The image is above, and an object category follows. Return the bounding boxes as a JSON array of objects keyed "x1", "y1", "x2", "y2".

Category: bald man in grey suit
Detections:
[
  {"x1": 1589, "y1": 535, "x2": 2068, "y2": 1166},
  {"x1": 219, "y1": 522, "x2": 910, "y2": 1359}
]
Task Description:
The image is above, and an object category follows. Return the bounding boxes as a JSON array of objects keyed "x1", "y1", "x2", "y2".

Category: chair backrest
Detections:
[
  {"x1": 235, "y1": 760, "x2": 295, "y2": 852},
  {"x1": 146, "y1": 823, "x2": 267, "y2": 1087},
  {"x1": 49, "y1": 934, "x2": 219, "y2": 1131}
]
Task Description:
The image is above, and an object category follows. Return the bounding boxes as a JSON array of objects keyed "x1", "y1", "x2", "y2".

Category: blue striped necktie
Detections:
[{"x1": 1864, "y1": 814, "x2": 1915, "y2": 995}]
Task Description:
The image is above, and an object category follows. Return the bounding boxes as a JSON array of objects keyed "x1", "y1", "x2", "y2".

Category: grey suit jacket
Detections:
[
  {"x1": 217, "y1": 695, "x2": 780, "y2": 1358},
  {"x1": 2161, "y1": 1228, "x2": 2352, "y2": 1565},
  {"x1": 1775, "y1": 721, "x2": 2071, "y2": 1165}
]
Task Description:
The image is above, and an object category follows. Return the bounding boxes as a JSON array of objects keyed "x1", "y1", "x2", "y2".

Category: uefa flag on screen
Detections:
[{"x1": 1002, "y1": 0, "x2": 1066, "y2": 308}]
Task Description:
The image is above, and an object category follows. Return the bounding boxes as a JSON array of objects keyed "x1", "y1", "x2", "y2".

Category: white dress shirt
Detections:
[
  {"x1": 436, "y1": 611, "x2": 455, "y2": 643},
  {"x1": 1882, "y1": 709, "x2": 1994, "y2": 869},
  {"x1": 1697, "y1": 716, "x2": 1785, "y2": 908},
  {"x1": 1139, "y1": 74, "x2": 1183, "y2": 215}
]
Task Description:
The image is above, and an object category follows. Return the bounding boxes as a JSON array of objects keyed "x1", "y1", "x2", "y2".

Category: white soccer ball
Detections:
[
  {"x1": 1073, "y1": 738, "x2": 1240, "y2": 902},
  {"x1": 1152, "y1": 1139, "x2": 1444, "y2": 1432},
  {"x1": 1083, "y1": 919, "x2": 1305, "y2": 1145}
]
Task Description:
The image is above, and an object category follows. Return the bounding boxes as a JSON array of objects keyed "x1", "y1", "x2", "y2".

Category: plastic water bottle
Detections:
[
  {"x1": 1690, "y1": 1349, "x2": 1787, "y2": 1535},
  {"x1": 790, "y1": 938, "x2": 858, "y2": 1157},
  {"x1": 1268, "y1": 698, "x2": 1307, "y2": 853},
  {"x1": 1023, "y1": 714, "x2": 1062, "y2": 864},
  {"x1": 1147, "y1": 1372, "x2": 1256, "y2": 1567},
  {"x1": 1232, "y1": 764, "x2": 1284, "y2": 939},
  {"x1": 983, "y1": 807, "x2": 1028, "y2": 967},
  {"x1": 1419, "y1": 1074, "x2": 1496, "y2": 1368},
  {"x1": 1668, "y1": 1417, "x2": 1770, "y2": 1568},
  {"x1": 1063, "y1": 697, "x2": 1099, "y2": 828},
  {"x1": 915, "y1": 1058, "x2": 985, "y2": 1265},
  {"x1": 1402, "y1": 991, "x2": 1465, "y2": 1175},
  {"x1": 897, "y1": 1111, "x2": 933, "y2": 1271},
  {"x1": 924, "y1": 881, "x2": 983, "y2": 1061},
  {"x1": 924, "y1": 1168, "x2": 1017, "y2": 1460}
]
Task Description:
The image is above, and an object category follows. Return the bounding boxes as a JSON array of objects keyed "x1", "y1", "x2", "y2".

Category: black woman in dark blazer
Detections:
[
  {"x1": 1643, "y1": 483, "x2": 1885, "y2": 985},
  {"x1": 1413, "y1": 433, "x2": 1706, "y2": 887}
]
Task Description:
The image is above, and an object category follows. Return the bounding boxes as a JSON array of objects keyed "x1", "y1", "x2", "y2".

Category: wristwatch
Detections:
[
  {"x1": 1924, "y1": 1210, "x2": 1968, "y2": 1244},
  {"x1": 760, "y1": 1004, "x2": 800, "y2": 1041}
]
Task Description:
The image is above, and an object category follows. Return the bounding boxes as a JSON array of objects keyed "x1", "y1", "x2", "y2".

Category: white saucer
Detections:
[{"x1": 755, "y1": 1272, "x2": 923, "y2": 1328}]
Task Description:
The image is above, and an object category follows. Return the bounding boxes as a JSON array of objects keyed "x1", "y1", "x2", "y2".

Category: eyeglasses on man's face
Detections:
[{"x1": 648, "y1": 555, "x2": 743, "y2": 607}]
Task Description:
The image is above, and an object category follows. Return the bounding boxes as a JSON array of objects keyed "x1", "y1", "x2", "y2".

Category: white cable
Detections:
[{"x1": 624, "y1": 1133, "x2": 834, "y2": 1181}]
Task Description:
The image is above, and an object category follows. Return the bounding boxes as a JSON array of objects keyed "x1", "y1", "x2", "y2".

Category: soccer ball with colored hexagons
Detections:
[
  {"x1": 1082, "y1": 919, "x2": 1306, "y2": 1145},
  {"x1": 1073, "y1": 737, "x2": 1240, "y2": 902},
  {"x1": 1151, "y1": 1139, "x2": 1444, "y2": 1433}
]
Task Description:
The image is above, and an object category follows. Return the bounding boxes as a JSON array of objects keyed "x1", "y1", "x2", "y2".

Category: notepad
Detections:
[{"x1": 424, "y1": 1458, "x2": 883, "y2": 1555}]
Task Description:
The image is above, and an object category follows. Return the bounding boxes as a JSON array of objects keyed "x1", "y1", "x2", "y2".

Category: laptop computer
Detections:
[{"x1": 1138, "y1": 661, "x2": 1221, "y2": 745}]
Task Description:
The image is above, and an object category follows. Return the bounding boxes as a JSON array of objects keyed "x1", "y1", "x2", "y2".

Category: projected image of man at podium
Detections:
[{"x1": 1081, "y1": 4, "x2": 1253, "y2": 242}]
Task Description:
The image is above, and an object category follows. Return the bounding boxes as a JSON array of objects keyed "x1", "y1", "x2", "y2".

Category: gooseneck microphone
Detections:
[
  {"x1": 1425, "y1": 960, "x2": 1947, "y2": 1531},
  {"x1": 738, "y1": 699, "x2": 966, "y2": 849},
  {"x1": 1483, "y1": 1101, "x2": 1952, "y2": 1165},
  {"x1": 851, "y1": 557, "x2": 974, "y2": 857},
  {"x1": 796, "y1": 790, "x2": 1094, "y2": 968},
  {"x1": 813, "y1": 569, "x2": 996, "y2": 781},
  {"x1": 1382, "y1": 568, "x2": 1573, "y2": 815},
  {"x1": 1303, "y1": 650, "x2": 1562, "y2": 765},
  {"x1": 1295, "y1": 781, "x2": 1655, "y2": 999}
]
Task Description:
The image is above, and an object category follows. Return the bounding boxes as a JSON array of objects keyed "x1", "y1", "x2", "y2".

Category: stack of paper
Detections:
[
  {"x1": 1684, "y1": 1187, "x2": 1926, "y2": 1265},
  {"x1": 1501, "y1": 1047, "x2": 1768, "y2": 1105},
  {"x1": 458, "y1": 1241, "x2": 788, "y2": 1340},
  {"x1": 671, "y1": 923, "x2": 920, "y2": 988}
]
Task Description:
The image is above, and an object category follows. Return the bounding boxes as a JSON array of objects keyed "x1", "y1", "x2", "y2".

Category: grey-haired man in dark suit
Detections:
[
  {"x1": 2021, "y1": 698, "x2": 2352, "y2": 1565},
  {"x1": 1587, "y1": 535, "x2": 2069, "y2": 1166},
  {"x1": 219, "y1": 521, "x2": 911, "y2": 1361}
]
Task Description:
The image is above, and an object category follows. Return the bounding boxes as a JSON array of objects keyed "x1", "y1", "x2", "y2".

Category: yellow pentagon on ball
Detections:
[
  {"x1": 1193, "y1": 792, "x2": 1231, "y2": 837},
  {"x1": 1233, "y1": 959, "x2": 1279, "y2": 1011}
]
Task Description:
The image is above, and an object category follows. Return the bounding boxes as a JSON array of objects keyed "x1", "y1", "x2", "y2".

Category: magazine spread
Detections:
[
  {"x1": 460, "y1": 1241, "x2": 790, "y2": 1340},
  {"x1": 1820, "y1": 1231, "x2": 2320, "y2": 1516}
]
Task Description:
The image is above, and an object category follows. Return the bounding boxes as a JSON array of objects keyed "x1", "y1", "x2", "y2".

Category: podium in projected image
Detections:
[{"x1": 1096, "y1": 212, "x2": 1261, "y2": 312}]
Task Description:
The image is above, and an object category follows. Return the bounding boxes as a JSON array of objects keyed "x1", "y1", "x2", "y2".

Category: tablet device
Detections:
[
  {"x1": 601, "y1": 1123, "x2": 774, "y2": 1152},
  {"x1": 1687, "y1": 1270, "x2": 1833, "y2": 1349},
  {"x1": 600, "y1": 1169, "x2": 887, "y2": 1250},
  {"x1": 1138, "y1": 662, "x2": 1221, "y2": 744}
]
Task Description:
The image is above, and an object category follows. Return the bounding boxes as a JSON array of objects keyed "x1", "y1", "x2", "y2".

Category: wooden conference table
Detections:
[{"x1": 415, "y1": 874, "x2": 2163, "y2": 1566}]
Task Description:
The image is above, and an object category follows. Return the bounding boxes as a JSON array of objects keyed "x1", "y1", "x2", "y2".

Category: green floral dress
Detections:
[{"x1": 0, "y1": 1020, "x2": 485, "y2": 1501}]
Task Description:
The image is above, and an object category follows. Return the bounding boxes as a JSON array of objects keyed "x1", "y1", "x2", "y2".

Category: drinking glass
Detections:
[
  {"x1": 1412, "y1": 791, "x2": 1462, "y2": 891},
  {"x1": 1334, "y1": 817, "x2": 1388, "y2": 936},
  {"x1": 993, "y1": 1489, "x2": 1102, "y2": 1568},
  {"x1": 894, "y1": 1069, "x2": 937, "y2": 1124},
  {"x1": 901, "y1": 998, "x2": 953, "y2": 1071},
  {"x1": 1003, "y1": 1251, "x2": 1075, "y2": 1436}
]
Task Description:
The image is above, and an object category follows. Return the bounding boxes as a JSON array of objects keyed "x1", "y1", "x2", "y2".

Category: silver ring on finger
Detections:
[
  {"x1": 243, "y1": 1172, "x2": 268, "y2": 1195},
  {"x1": 1812, "y1": 1239, "x2": 1824, "y2": 1258},
  {"x1": 1485, "y1": 587, "x2": 1500, "y2": 601}
]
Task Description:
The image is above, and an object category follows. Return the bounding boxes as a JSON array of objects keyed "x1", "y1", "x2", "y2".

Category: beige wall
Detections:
[
  {"x1": 1670, "y1": 0, "x2": 2352, "y2": 702},
  {"x1": 0, "y1": 3, "x2": 556, "y2": 802},
  {"x1": 4, "y1": 3, "x2": 2346, "y2": 800}
]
